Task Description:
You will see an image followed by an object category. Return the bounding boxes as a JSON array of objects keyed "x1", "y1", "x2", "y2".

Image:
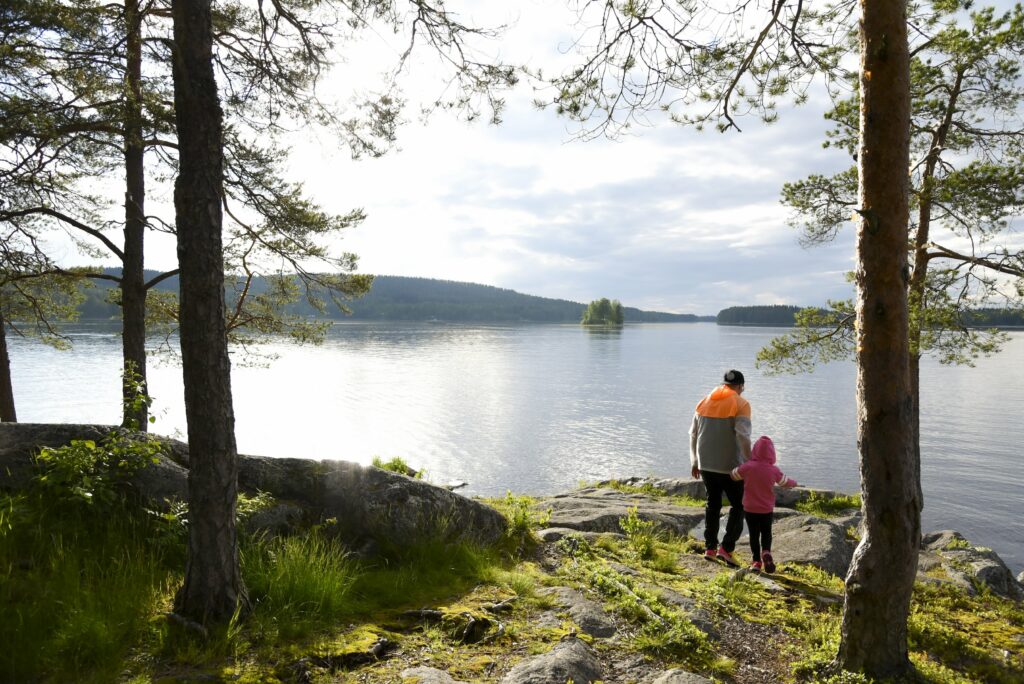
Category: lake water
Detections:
[{"x1": 10, "y1": 321, "x2": 1024, "y2": 573}]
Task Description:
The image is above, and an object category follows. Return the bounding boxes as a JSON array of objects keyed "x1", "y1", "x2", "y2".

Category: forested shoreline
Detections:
[
  {"x1": 717, "y1": 304, "x2": 1024, "y2": 328},
  {"x1": 74, "y1": 269, "x2": 712, "y2": 324},
  {"x1": 72, "y1": 274, "x2": 1024, "y2": 327}
]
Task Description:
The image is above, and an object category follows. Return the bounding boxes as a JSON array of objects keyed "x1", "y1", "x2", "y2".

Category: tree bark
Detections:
[
  {"x1": 837, "y1": 0, "x2": 921, "y2": 677},
  {"x1": 0, "y1": 315, "x2": 16, "y2": 422},
  {"x1": 170, "y1": 0, "x2": 244, "y2": 625},
  {"x1": 122, "y1": 0, "x2": 149, "y2": 430}
]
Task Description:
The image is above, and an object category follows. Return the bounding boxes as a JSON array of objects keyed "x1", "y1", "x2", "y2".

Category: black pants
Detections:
[
  {"x1": 745, "y1": 511, "x2": 774, "y2": 560},
  {"x1": 701, "y1": 471, "x2": 745, "y2": 552}
]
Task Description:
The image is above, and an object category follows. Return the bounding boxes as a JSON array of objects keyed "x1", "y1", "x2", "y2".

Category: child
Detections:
[{"x1": 730, "y1": 435, "x2": 797, "y2": 573}]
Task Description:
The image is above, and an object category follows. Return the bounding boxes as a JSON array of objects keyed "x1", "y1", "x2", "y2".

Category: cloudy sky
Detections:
[
  {"x1": 45, "y1": 0, "x2": 862, "y2": 317},
  {"x1": 284, "y1": 1, "x2": 862, "y2": 317}
]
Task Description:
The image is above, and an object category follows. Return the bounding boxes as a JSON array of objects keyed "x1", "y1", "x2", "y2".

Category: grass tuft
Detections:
[
  {"x1": 371, "y1": 455, "x2": 422, "y2": 478},
  {"x1": 243, "y1": 531, "x2": 360, "y2": 641},
  {"x1": 793, "y1": 491, "x2": 861, "y2": 518}
]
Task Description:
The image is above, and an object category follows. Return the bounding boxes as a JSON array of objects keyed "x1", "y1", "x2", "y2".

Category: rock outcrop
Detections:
[
  {"x1": 542, "y1": 587, "x2": 617, "y2": 638},
  {"x1": 766, "y1": 514, "x2": 856, "y2": 577},
  {"x1": 920, "y1": 530, "x2": 1024, "y2": 600},
  {"x1": 645, "y1": 671, "x2": 714, "y2": 684},
  {"x1": 498, "y1": 638, "x2": 603, "y2": 684},
  {"x1": 0, "y1": 422, "x2": 189, "y2": 505},
  {"x1": 400, "y1": 666, "x2": 467, "y2": 683},
  {"x1": 0, "y1": 423, "x2": 507, "y2": 549},
  {"x1": 537, "y1": 487, "x2": 704, "y2": 536},
  {"x1": 237, "y1": 455, "x2": 507, "y2": 547},
  {"x1": 1, "y1": 423, "x2": 122, "y2": 490}
]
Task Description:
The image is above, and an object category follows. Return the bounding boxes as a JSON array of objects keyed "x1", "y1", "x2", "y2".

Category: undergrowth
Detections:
[
  {"x1": 0, "y1": 493, "x2": 180, "y2": 683},
  {"x1": 4, "y1": 435, "x2": 1022, "y2": 683}
]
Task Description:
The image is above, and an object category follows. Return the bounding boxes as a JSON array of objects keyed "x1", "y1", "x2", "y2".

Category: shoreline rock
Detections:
[
  {"x1": 0, "y1": 423, "x2": 507, "y2": 550},
  {"x1": 2, "y1": 423, "x2": 1021, "y2": 599}
]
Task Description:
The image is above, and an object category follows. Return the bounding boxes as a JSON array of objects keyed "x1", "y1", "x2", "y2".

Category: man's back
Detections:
[{"x1": 692, "y1": 385, "x2": 751, "y2": 474}]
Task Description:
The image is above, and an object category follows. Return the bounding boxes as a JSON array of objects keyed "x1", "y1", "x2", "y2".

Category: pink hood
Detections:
[{"x1": 751, "y1": 435, "x2": 776, "y2": 465}]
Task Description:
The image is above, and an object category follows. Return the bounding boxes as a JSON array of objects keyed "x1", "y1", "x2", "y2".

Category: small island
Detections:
[{"x1": 581, "y1": 297, "x2": 625, "y2": 326}]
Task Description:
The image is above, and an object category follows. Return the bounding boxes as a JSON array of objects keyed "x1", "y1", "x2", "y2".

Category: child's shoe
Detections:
[
  {"x1": 749, "y1": 561, "x2": 763, "y2": 572},
  {"x1": 703, "y1": 548, "x2": 717, "y2": 561},
  {"x1": 716, "y1": 548, "x2": 739, "y2": 568},
  {"x1": 762, "y1": 551, "x2": 776, "y2": 574}
]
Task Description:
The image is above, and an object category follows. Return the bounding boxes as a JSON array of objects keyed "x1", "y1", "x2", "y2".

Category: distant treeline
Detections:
[
  {"x1": 716, "y1": 305, "x2": 1024, "y2": 328},
  {"x1": 76, "y1": 270, "x2": 710, "y2": 323},
  {"x1": 716, "y1": 305, "x2": 804, "y2": 327},
  {"x1": 963, "y1": 308, "x2": 1024, "y2": 327}
]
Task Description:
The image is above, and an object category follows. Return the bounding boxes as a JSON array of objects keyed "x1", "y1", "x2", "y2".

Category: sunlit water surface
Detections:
[{"x1": 12, "y1": 321, "x2": 1024, "y2": 573}]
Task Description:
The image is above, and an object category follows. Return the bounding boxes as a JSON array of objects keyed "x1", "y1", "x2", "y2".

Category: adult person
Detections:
[{"x1": 689, "y1": 369, "x2": 752, "y2": 566}]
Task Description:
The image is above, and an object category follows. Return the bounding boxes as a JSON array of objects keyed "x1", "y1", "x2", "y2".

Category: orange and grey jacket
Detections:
[{"x1": 688, "y1": 385, "x2": 752, "y2": 474}]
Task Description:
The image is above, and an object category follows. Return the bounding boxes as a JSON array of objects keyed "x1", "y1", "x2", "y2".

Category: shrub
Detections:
[
  {"x1": 34, "y1": 431, "x2": 163, "y2": 509},
  {"x1": 620, "y1": 506, "x2": 658, "y2": 560}
]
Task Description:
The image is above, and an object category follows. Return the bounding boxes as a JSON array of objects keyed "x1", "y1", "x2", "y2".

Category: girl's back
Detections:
[{"x1": 733, "y1": 436, "x2": 796, "y2": 514}]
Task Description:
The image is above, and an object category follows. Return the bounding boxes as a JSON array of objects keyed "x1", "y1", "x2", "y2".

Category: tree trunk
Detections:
[
  {"x1": 0, "y1": 314, "x2": 16, "y2": 422},
  {"x1": 170, "y1": 0, "x2": 244, "y2": 625},
  {"x1": 122, "y1": 0, "x2": 149, "y2": 430},
  {"x1": 909, "y1": 352, "x2": 920, "y2": 470},
  {"x1": 905, "y1": 67, "x2": 960, "y2": 495},
  {"x1": 837, "y1": 0, "x2": 921, "y2": 677}
]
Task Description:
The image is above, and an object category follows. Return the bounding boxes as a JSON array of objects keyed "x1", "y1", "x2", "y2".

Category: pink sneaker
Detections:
[
  {"x1": 717, "y1": 548, "x2": 739, "y2": 567},
  {"x1": 703, "y1": 548, "x2": 717, "y2": 561},
  {"x1": 762, "y1": 551, "x2": 776, "y2": 574},
  {"x1": 749, "y1": 561, "x2": 763, "y2": 572}
]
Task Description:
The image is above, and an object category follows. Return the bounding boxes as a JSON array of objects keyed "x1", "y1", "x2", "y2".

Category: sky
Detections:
[
  {"x1": 42, "y1": 0, "x2": 868, "y2": 317},
  {"x1": 285, "y1": 0, "x2": 862, "y2": 317}
]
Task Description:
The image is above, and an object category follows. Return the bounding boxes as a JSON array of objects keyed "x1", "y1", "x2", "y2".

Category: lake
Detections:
[{"x1": 11, "y1": 321, "x2": 1024, "y2": 573}]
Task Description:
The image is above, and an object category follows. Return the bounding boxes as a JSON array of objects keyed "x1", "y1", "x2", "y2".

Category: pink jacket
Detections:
[{"x1": 731, "y1": 435, "x2": 797, "y2": 514}]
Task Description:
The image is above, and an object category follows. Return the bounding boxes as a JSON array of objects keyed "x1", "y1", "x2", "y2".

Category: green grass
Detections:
[
  {"x1": 560, "y1": 557, "x2": 724, "y2": 673},
  {"x1": 907, "y1": 582, "x2": 1024, "y2": 684},
  {"x1": 4, "y1": 471, "x2": 1021, "y2": 684},
  {"x1": 0, "y1": 494, "x2": 181, "y2": 683},
  {"x1": 482, "y1": 492, "x2": 551, "y2": 553},
  {"x1": 347, "y1": 538, "x2": 505, "y2": 615},
  {"x1": 371, "y1": 455, "x2": 421, "y2": 477},
  {"x1": 598, "y1": 479, "x2": 706, "y2": 507},
  {"x1": 793, "y1": 491, "x2": 862, "y2": 518},
  {"x1": 243, "y1": 531, "x2": 361, "y2": 641},
  {"x1": 0, "y1": 481, "x2": 511, "y2": 682},
  {"x1": 620, "y1": 506, "x2": 659, "y2": 560}
]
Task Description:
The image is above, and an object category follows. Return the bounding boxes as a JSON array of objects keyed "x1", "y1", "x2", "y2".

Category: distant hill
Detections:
[
  {"x1": 77, "y1": 270, "x2": 711, "y2": 323},
  {"x1": 716, "y1": 305, "x2": 804, "y2": 327}
]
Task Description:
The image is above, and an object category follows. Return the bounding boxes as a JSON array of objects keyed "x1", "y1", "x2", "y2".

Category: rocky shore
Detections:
[{"x1": 2, "y1": 423, "x2": 1022, "y2": 683}]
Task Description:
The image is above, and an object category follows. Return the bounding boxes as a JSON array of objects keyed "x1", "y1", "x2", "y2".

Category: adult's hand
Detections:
[{"x1": 691, "y1": 465, "x2": 700, "y2": 480}]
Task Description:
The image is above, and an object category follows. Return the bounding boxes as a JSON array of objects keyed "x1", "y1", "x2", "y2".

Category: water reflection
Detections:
[{"x1": 583, "y1": 326, "x2": 624, "y2": 338}]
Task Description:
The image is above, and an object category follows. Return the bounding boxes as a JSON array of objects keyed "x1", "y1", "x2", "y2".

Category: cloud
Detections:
[{"x1": 36, "y1": 0, "x2": 850, "y2": 317}]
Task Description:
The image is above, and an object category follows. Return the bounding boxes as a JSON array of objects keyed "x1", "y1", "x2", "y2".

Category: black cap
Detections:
[{"x1": 724, "y1": 369, "x2": 745, "y2": 386}]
